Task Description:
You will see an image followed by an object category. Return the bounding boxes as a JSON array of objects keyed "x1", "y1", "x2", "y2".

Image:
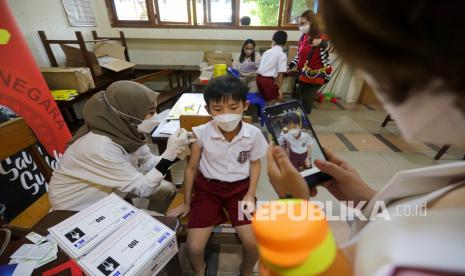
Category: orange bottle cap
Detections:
[{"x1": 252, "y1": 200, "x2": 329, "y2": 268}]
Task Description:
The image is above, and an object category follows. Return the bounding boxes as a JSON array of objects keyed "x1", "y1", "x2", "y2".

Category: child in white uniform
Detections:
[
  {"x1": 278, "y1": 112, "x2": 313, "y2": 171},
  {"x1": 167, "y1": 75, "x2": 268, "y2": 276}
]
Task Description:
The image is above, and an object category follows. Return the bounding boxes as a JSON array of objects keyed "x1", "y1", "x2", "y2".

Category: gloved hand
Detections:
[{"x1": 162, "y1": 128, "x2": 188, "y2": 161}]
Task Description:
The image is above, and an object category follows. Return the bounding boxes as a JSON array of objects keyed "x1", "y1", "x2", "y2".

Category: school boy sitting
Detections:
[
  {"x1": 167, "y1": 75, "x2": 268, "y2": 276},
  {"x1": 256, "y1": 31, "x2": 289, "y2": 104}
]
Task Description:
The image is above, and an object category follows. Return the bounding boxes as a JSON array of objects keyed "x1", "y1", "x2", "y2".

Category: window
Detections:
[
  {"x1": 106, "y1": 0, "x2": 320, "y2": 29},
  {"x1": 113, "y1": 0, "x2": 148, "y2": 21},
  {"x1": 156, "y1": 0, "x2": 190, "y2": 24},
  {"x1": 285, "y1": 0, "x2": 318, "y2": 24},
  {"x1": 239, "y1": 0, "x2": 280, "y2": 26}
]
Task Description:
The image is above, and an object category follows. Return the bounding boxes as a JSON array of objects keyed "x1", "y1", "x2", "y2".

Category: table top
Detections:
[
  {"x1": 152, "y1": 93, "x2": 207, "y2": 141},
  {"x1": 0, "y1": 211, "x2": 179, "y2": 275}
]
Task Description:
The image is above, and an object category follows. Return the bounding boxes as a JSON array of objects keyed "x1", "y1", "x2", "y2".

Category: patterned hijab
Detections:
[{"x1": 70, "y1": 81, "x2": 159, "y2": 153}]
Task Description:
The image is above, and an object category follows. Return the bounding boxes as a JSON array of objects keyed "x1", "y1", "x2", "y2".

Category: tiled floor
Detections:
[{"x1": 162, "y1": 101, "x2": 464, "y2": 276}]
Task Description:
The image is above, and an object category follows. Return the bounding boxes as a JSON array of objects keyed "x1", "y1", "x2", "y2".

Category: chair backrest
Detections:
[
  {"x1": 179, "y1": 115, "x2": 253, "y2": 132},
  {"x1": 0, "y1": 118, "x2": 52, "y2": 229}
]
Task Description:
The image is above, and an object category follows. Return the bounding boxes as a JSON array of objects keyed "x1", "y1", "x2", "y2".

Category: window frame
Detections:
[{"x1": 106, "y1": 0, "x2": 317, "y2": 30}]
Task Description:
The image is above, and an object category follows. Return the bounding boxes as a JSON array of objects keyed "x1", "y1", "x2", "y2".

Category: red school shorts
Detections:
[
  {"x1": 188, "y1": 173, "x2": 252, "y2": 229},
  {"x1": 256, "y1": 74, "x2": 279, "y2": 102}
]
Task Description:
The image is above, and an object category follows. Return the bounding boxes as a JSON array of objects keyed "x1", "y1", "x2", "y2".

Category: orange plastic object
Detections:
[{"x1": 252, "y1": 200, "x2": 328, "y2": 268}]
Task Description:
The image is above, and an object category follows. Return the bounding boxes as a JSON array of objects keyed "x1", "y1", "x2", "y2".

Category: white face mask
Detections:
[
  {"x1": 137, "y1": 113, "x2": 162, "y2": 134},
  {"x1": 299, "y1": 23, "x2": 310, "y2": 34},
  {"x1": 365, "y1": 75, "x2": 465, "y2": 146},
  {"x1": 213, "y1": 113, "x2": 242, "y2": 132},
  {"x1": 244, "y1": 49, "x2": 254, "y2": 56},
  {"x1": 289, "y1": 129, "x2": 300, "y2": 137}
]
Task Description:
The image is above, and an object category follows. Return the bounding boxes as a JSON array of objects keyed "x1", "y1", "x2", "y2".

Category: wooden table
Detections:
[{"x1": 0, "y1": 211, "x2": 182, "y2": 276}]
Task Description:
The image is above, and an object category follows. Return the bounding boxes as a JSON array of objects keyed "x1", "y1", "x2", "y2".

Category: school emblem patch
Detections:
[{"x1": 237, "y1": 151, "x2": 250, "y2": 164}]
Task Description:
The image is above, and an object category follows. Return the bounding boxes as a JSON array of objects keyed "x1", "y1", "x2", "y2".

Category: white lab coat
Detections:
[
  {"x1": 48, "y1": 132, "x2": 167, "y2": 211},
  {"x1": 345, "y1": 162, "x2": 465, "y2": 275}
]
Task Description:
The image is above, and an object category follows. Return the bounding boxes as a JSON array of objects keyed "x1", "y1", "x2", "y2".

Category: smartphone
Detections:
[{"x1": 263, "y1": 100, "x2": 332, "y2": 187}]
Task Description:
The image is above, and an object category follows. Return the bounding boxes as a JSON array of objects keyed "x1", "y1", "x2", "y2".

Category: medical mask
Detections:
[
  {"x1": 244, "y1": 49, "x2": 254, "y2": 56},
  {"x1": 299, "y1": 23, "x2": 310, "y2": 34},
  {"x1": 289, "y1": 129, "x2": 300, "y2": 137},
  {"x1": 213, "y1": 113, "x2": 242, "y2": 132},
  {"x1": 364, "y1": 75, "x2": 465, "y2": 146},
  {"x1": 137, "y1": 113, "x2": 162, "y2": 134}
]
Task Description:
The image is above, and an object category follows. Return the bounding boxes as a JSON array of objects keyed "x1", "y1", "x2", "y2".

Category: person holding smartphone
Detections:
[{"x1": 267, "y1": 0, "x2": 465, "y2": 274}]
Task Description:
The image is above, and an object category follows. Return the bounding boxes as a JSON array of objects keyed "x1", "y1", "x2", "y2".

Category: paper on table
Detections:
[
  {"x1": 157, "y1": 121, "x2": 180, "y2": 135},
  {"x1": 10, "y1": 243, "x2": 52, "y2": 260},
  {"x1": 26, "y1": 232, "x2": 47, "y2": 244},
  {"x1": 12, "y1": 260, "x2": 37, "y2": 276}
]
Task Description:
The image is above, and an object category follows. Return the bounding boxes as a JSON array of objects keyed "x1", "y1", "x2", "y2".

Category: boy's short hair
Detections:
[
  {"x1": 282, "y1": 112, "x2": 301, "y2": 126},
  {"x1": 203, "y1": 75, "x2": 248, "y2": 105},
  {"x1": 273, "y1": 31, "x2": 288, "y2": 45}
]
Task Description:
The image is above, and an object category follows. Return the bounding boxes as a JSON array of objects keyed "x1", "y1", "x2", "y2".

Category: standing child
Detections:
[
  {"x1": 167, "y1": 75, "x2": 268, "y2": 276},
  {"x1": 278, "y1": 112, "x2": 313, "y2": 171},
  {"x1": 256, "y1": 31, "x2": 288, "y2": 104}
]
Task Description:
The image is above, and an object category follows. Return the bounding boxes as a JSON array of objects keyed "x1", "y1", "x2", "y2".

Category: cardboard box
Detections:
[
  {"x1": 60, "y1": 41, "x2": 134, "y2": 76},
  {"x1": 48, "y1": 194, "x2": 178, "y2": 276},
  {"x1": 48, "y1": 194, "x2": 139, "y2": 259},
  {"x1": 41, "y1": 67, "x2": 95, "y2": 93},
  {"x1": 204, "y1": 51, "x2": 232, "y2": 67},
  {"x1": 78, "y1": 211, "x2": 178, "y2": 276}
]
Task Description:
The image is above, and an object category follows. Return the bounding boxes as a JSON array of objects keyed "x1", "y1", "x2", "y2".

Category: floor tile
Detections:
[
  {"x1": 343, "y1": 133, "x2": 390, "y2": 151},
  {"x1": 336, "y1": 152, "x2": 398, "y2": 178}
]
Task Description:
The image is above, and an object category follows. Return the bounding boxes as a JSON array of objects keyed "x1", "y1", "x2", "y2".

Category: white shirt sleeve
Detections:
[
  {"x1": 77, "y1": 143, "x2": 165, "y2": 198},
  {"x1": 130, "y1": 145, "x2": 162, "y2": 173},
  {"x1": 277, "y1": 52, "x2": 288, "y2": 73},
  {"x1": 250, "y1": 130, "x2": 269, "y2": 161},
  {"x1": 192, "y1": 125, "x2": 205, "y2": 148}
]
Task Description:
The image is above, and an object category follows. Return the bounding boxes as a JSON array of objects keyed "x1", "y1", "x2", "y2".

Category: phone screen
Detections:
[{"x1": 264, "y1": 101, "x2": 331, "y2": 186}]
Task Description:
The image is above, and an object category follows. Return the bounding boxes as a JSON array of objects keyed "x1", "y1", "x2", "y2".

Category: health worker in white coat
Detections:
[
  {"x1": 49, "y1": 81, "x2": 189, "y2": 213},
  {"x1": 267, "y1": 1, "x2": 465, "y2": 275}
]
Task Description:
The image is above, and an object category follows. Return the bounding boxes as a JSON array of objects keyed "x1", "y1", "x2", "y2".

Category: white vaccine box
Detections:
[
  {"x1": 78, "y1": 211, "x2": 178, "y2": 276},
  {"x1": 48, "y1": 193, "x2": 139, "y2": 259}
]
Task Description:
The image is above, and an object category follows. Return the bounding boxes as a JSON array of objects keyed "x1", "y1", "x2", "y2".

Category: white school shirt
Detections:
[
  {"x1": 281, "y1": 131, "x2": 314, "y2": 154},
  {"x1": 48, "y1": 132, "x2": 165, "y2": 211},
  {"x1": 257, "y1": 45, "x2": 288, "y2": 78},
  {"x1": 193, "y1": 121, "x2": 268, "y2": 182}
]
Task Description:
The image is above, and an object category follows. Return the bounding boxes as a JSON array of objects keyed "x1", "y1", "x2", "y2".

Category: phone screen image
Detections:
[{"x1": 264, "y1": 101, "x2": 331, "y2": 186}]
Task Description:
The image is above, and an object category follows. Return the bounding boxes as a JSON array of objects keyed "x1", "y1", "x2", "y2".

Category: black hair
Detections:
[
  {"x1": 272, "y1": 31, "x2": 288, "y2": 45},
  {"x1": 240, "y1": 16, "x2": 251, "y2": 26},
  {"x1": 203, "y1": 75, "x2": 248, "y2": 105},
  {"x1": 239, "y1": 39, "x2": 256, "y2": 63},
  {"x1": 282, "y1": 112, "x2": 301, "y2": 125}
]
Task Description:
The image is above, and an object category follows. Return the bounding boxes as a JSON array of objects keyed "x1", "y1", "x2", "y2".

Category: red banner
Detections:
[{"x1": 0, "y1": 0, "x2": 71, "y2": 155}]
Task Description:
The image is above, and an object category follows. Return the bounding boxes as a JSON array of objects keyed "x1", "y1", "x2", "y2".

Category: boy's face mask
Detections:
[
  {"x1": 288, "y1": 129, "x2": 301, "y2": 137},
  {"x1": 365, "y1": 75, "x2": 465, "y2": 146},
  {"x1": 213, "y1": 113, "x2": 242, "y2": 132}
]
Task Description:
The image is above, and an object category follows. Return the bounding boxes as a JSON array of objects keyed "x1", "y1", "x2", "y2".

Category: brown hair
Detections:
[
  {"x1": 300, "y1": 10, "x2": 322, "y2": 41},
  {"x1": 320, "y1": 0, "x2": 465, "y2": 104}
]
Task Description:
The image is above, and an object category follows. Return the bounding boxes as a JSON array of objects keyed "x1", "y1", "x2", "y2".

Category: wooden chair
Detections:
[
  {"x1": 38, "y1": 30, "x2": 135, "y2": 88},
  {"x1": 166, "y1": 115, "x2": 253, "y2": 244},
  {"x1": 0, "y1": 118, "x2": 53, "y2": 229}
]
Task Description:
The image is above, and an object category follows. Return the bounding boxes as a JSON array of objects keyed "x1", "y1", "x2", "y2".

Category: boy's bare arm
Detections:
[
  {"x1": 276, "y1": 72, "x2": 284, "y2": 97},
  {"x1": 184, "y1": 142, "x2": 202, "y2": 204},
  {"x1": 247, "y1": 159, "x2": 261, "y2": 197}
]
